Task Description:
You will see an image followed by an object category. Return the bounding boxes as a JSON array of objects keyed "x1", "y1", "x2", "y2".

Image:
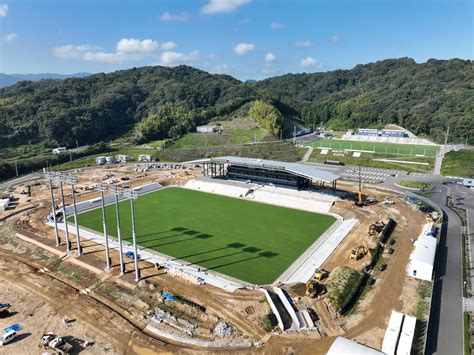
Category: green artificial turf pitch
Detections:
[
  {"x1": 308, "y1": 139, "x2": 439, "y2": 157},
  {"x1": 74, "y1": 187, "x2": 336, "y2": 284}
]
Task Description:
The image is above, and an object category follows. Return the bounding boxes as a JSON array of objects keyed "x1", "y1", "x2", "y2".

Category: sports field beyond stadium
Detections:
[
  {"x1": 74, "y1": 187, "x2": 336, "y2": 284},
  {"x1": 308, "y1": 139, "x2": 439, "y2": 157}
]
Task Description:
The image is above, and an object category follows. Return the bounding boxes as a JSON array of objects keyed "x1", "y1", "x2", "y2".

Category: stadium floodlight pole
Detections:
[
  {"x1": 58, "y1": 174, "x2": 81, "y2": 256},
  {"x1": 96, "y1": 182, "x2": 111, "y2": 270},
  {"x1": 58, "y1": 177, "x2": 71, "y2": 251},
  {"x1": 122, "y1": 189, "x2": 140, "y2": 281},
  {"x1": 45, "y1": 172, "x2": 61, "y2": 247},
  {"x1": 110, "y1": 185, "x2": 125, "y2": 275}
]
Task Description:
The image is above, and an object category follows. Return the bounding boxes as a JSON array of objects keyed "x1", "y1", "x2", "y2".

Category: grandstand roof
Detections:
[{"x1": 198, "y1": 156, "x2": 339, "y2": 183}]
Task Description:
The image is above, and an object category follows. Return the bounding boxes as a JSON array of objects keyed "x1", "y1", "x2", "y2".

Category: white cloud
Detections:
[
  {"x1": 160, "y1": 11, "x2": 189, "y2": 22},
  {"x1": 213, "y1": 63, "x2": 230, "y2": 73},
  {"x1": 329, "y1": 34, "x2": 341, "y2": 44},
  {"x1": 299, "y1": 56, "x2": 321, "y2": 68},
  {"x1": 265, "y1": 52, "x2": 276, "y2": 63},
  {"x1": 160, "y1": 50, "x2": 199, "y2": 65},
  {"x1": 83, "y1": 51, "x2": 142, "y2": 64},
  {"x1": 239, "y1": 17, "x2": 250, "y2": 25},
  {"x1": 201, "y1": 0, "x2": 251, "y2": 15},
  {"x1": 233, "y1": 42, "x2": 255, "y2": 55},
  {"x1": 0, "y1": 4, "x2": 8, "y2": 17},
  {"x1": 294, "y1": 40, "x2": 313, "y2": 48},
  {"x1": 52, "y1": 44, "x2": 99, "y2": 59},
  {"x1": 160, "y1": 41, "x2": 177, "y2": 50},
  {"x1": 270, "y1": 22, "x2": 285, "y2": 30},
  {"x1": 116, "y1": 38, "x2": 159, "y2": 53},
  {"x1": 3, "y1": 32, "x2": 17, "y2": 43}
]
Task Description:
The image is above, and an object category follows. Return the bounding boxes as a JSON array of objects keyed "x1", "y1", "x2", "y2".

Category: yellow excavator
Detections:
[
  {"x1": 313, "y1": 268, "x2": 329, "y2": 282},
  {"x1": 306, "y1": 280, "x2": 323, "y2": 298},
  {"x1": 350, "y1": 246, "x2": 368, "y2": 260}
]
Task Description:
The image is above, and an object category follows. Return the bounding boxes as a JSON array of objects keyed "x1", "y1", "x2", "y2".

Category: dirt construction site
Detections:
[{"x1": 0, "y1": 163, "x2": 435, "y2": 354}]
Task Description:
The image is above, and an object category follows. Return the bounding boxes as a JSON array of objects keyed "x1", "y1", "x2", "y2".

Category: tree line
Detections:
[{"x1": 1, "y1": 58, "x2": 472, "y2": 150}]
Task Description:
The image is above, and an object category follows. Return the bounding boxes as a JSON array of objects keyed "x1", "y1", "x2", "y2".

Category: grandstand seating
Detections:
[
  {"x1": 184, "y1": 179, "x2": 336, "y2": 214},
  {"x1": 184, "y1": 179, "x2": 252, "y2": 198}
]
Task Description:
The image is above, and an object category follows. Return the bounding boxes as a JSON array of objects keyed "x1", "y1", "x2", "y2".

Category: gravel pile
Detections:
[{"x1": 213, "y1": 322, "x2": 236, "y2": 338}]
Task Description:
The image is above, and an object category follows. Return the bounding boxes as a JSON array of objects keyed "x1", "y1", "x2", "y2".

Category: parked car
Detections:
[{"x1": 0, "y1": 330, "x2": 17, "y2": 346}]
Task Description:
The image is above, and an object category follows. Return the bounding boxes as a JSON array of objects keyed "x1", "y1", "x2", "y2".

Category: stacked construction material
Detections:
[{"x1": 167, "y1": 267, "x2": 205, "y2": 285}]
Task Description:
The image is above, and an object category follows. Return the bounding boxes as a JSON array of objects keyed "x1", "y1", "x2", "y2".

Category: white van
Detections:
[{"x1": 0, "y1": 330, "x2": 17, "y2": 345}]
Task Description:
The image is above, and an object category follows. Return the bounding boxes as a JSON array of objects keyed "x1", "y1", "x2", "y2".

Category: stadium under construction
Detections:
[{"x1": 198, "y1": 156, "x2": 340, "y2": 190}]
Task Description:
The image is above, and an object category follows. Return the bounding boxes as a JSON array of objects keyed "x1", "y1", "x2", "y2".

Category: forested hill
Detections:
[
  {"x1": 0, "y1": 58, "x2": 472, "y2": 149},
  {"x1": 255, "y1": 58, "x2": 473, "y2": 144}
]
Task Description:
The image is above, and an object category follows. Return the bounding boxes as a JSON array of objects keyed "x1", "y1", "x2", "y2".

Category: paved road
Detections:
[
  {"x1": 428, "y1": 186, "x2": 464, "y2": 355},
  {"x1": 381, "y1": 174, "x2": 464, "y2": 355},
  {"x1": 0, "y1": 172, "x2": 41, "y2": 190}
]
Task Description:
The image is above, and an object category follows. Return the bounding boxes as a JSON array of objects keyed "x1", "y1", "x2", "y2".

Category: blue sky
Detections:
[{"x1": 0, "y1": 0, "x2": 472, "y2": 80}]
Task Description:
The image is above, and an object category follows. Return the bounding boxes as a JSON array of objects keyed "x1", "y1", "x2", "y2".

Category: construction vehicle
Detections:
[
  {"x1": 312, "y1": 268, "x2": 329, "y2": 281},
  {"x1": 350, "y1": 246, "x2": 367, "y2": 260},
  {"x1": 305, "y1": 280, "x2": 323, "y2": 298},
  {"x1": 41, "y1": 333, "x2": 73, "y2": 354},
  {"x1": 369, "y1": 221, "x2": 386, "y2": 236}
]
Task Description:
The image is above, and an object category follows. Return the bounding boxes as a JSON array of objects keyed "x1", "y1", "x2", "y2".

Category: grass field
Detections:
[
  {"x1": 441, "y1": 149, "x2": 474, "y2": 178},
  {"x1": 74, "y1": 187, "x2": 335, "y2": 284},
  {"x1": 308, "y1": 139, "x2": 439, "y2": 157}
]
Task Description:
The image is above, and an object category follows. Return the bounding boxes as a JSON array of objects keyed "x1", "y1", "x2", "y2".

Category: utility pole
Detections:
[
  {"x1": 97, "y1": 183, "x2": 111, "y2": 269},
  {"x1": 45, "y1": 172, "x2": 61, "y2": 247},
  {"x1": 293, "y1": 126, "x2": 296, "y2": 146},
  {"x1": 59, "y1": 178, "x2": 71, "y2": 251},
  {"x1": 15, "y1": 162, "x2": 18, "y2": 177},
  {"x1": 123, "y1": 189, "x2": 140, "y2": 281},
  {"x1": 71, "y1": 179, "x2": 82, "y2": 256},
  {"x1": 110, "y1": 185, "x2": 125, "y2": 275},
  {"x1": 280, "y1": 129, "x2": 283, "y2": 141}
]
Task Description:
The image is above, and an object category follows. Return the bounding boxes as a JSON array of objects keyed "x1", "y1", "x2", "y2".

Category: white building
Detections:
[
  {"x1": 96, "y1": 156, "x2": 107, "y2": 165},
  {"x1": 196, "y1": 125, "x2": 216, "y2": 133},
  {"x1": 115, "y1": 155, "x2": 131, "y2": 163},
  {"x1": 382, "y1": 310, "x2": 404, "y2": 355},
  {"x1": 396, "y1": 314, "x2": 417, "y2": 355},
  {"x1": 105, "y1": 156, "x2": 116, "y2": 164},
  {"x1": 52, "y1": 147, "x2": 67, "y2": 154},
  {"x1": 0, "y1": 198, "x2": 10, "y2": 212},
  {"x1": 327, "y1": 337, "x2": 384, "y2": 354},
  {"x1": 407, "y1": 234, "x2": 437, "y2": 281},
  {"x1": 138, "y1": 154, "x2": 152, "y2": 162}
]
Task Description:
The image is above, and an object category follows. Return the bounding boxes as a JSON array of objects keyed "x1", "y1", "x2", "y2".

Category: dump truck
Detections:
[
  {"x1": 41, "y1": 333, "x2": 73, "y2": 354},
  {"x1": 350, "y1": 246, "x2": 367, "y2": 260}
]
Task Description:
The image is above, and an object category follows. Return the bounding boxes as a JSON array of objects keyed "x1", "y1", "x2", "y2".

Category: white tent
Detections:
[
  {"x1": 382, "y1": 310, "x2": 404, "y2": 355},
  {"x1": 327, "y1": 337, "x2": 384, "y2": 355},
  {"x1": 397, "y1": 314, "x2": 417, "y2": 355},
  {"x1": 407, "y1": 235, "x2": 437, "y2": 281}
]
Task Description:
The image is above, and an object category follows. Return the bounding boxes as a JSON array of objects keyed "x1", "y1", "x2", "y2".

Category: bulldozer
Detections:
[
  {"x1": 313, "y1": 268, "x2": 329, "y2": 282},
  {"x1": 350, "y1": 246, "x2": 368, "y2": 260}
]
